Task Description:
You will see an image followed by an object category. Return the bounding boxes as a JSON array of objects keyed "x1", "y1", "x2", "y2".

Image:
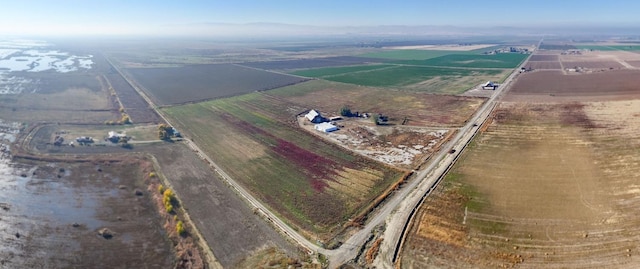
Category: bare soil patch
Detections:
[
  {"x1": 561, "y1": 60, "x2": 625, "y2": 69},
  {"x1": 505, "y1": 70, "x2": 640, "y2": 102},
  {"x1": 529, "y1": 55, "x2": 559, "y2": 61},
  {"x1": 524, "y1": 61, "x2": 562, "y2": 70},
  {"x1": 624, "y1": 60, "x2": 640, "y2": 68},
  {"x1": 402, "y1": 101, "x2": 640, "y2": 268},
  {"x1": 299, "y1": 116, "x2": 451, "y2": 169}
]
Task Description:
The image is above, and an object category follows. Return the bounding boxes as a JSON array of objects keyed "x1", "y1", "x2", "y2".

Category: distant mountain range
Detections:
[{"x1": 161, "y1": 22, "x2": 640, "y2": 38}]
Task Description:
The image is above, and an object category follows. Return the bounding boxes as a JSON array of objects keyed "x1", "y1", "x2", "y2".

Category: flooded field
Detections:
[
  {"x1": 0, "y1": 121, "x2": 173, "y2": 268},
  {"x1": 0, "y1": 39, "x2": 93, "y2": 95}
]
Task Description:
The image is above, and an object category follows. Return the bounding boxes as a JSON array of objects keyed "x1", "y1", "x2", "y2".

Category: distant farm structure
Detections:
[{"x1": 481, "y1": 81, "x2": 498, "y2": 90}]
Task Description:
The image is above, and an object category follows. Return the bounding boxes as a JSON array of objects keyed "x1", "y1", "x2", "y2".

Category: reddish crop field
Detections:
[
  {"x1": 126, "y1": 64, "x2": 309, "y2": 106},
  {"x1": 506, "y1": 70, "x2": 640, "y2": 102}
]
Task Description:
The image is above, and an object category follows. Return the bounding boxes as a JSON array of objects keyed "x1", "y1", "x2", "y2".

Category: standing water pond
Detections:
[{"x1": 0, "y1": 121, "x2": 173, "y2": 268}]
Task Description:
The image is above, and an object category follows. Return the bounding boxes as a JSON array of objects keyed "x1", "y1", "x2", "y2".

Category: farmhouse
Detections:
[
  {"x1": 314, "y1": 122, "x2": 338, "y2": 133},
  {"x1": 305, "y1": 109, "x2": 324, "y2": 123},
  {"x1": 482, "y1": 81, "x2": 498, "y2": 90}
]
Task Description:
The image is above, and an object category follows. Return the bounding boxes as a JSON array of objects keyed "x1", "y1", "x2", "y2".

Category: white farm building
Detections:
[
  {"x1": 481, "y1": 81, "x2": 498, "y2": 90},
  {"x1": 305, "y1": 109, "x2": 324, "y2": 123},
  {"x1": 314, "y1": 122, "x2": 338, "y2": 133}
]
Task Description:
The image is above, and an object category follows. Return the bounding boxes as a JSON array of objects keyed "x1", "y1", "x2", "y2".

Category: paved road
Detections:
[
  {"x1": 372, "y1": 41, "x2": 542, "y2": 268},
  {"x1": 105, "y1": 40, "x2": 540, "y2": 268}
]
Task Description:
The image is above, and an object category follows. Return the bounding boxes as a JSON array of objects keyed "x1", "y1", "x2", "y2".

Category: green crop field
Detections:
[
  {"x1": 322, "y1": 65, "x2": 503, "y2": 88},
  {"x1": 290, "y1": 64, "x2": 393, "y2": 78},
  {"x1": 163, "y1": 93, "x2": 403, "y2": 239},
  {"x1": 397, "y1": 53, "x2": 529, "y2": 69}
]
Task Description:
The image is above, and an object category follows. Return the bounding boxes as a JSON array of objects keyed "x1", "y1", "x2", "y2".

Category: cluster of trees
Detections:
[
  {"x1": 158, "y1": 124, "x2": 174, "y2": 140},
  {"x1": 340, "y1": 105, "x2": 388, "y2": 125},
  {"x1": 340, "y1": 105, "x2": 353, "y2": 117}
]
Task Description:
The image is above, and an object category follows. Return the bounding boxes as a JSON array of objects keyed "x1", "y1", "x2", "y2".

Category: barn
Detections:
[
  {"x1": 314, "y1": 122, "x2": 338, "y2": 133},
  {"x1": 305, "y1": 109, "x2": 324, "y2": 123}
]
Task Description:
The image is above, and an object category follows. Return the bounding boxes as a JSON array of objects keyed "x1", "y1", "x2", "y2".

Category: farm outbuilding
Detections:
[
  {"x1": 314, "y1": 122, "x2": 338, "y2": 133},
  {"x1": 305, "y1": 109, "x2": 324, "y2": 123},
  {"x1": 108, "y1": 131, "x2": 127, "y2": 142},
  {"x1": 482, "y1": 81, "x2": 498, "y2": 90}
]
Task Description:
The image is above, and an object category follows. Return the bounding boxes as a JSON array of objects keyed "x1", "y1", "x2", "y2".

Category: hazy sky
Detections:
[{"x1": 1, "y1": 0, "x2": 638, "y2": 36}]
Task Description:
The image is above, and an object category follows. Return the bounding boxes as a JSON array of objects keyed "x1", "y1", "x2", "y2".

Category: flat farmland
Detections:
[
  {"x1": 269, "y1": 80, "x2": 485, "y2": 127},
  {"x1": 577, "y1": 45, "x2": 640, "y2": 51},
  {"x1": 0, "y1": 86, "x2": 115, "y2": 123},
  {"x1": 312, "y1": 65, "x2": 504, "y2": 93},
  {"x1": 240, "y1": 56, "x2": 389, "y2": 70},
  {"x1": 290, "y1": 64, "x2": 393, "y2": 78},
  {"x1": 396, "y1": 53, "x2": 528, "y2": 68},
  {"x1": 162, "y1": 93, "x2": 404, "y2": 241},
  {"x1": 561, "y1": 61, "x2": 625, "y2": 69},
  {"x1": 126, "y1": 64, "x2": 309, "y2": 105},
  {"x1": 97, "y1": 54, "x2": 162, "y2": 124},
  {"x1": 505, "y1": 70, "x2": 640, "y2": 102},
  {"x1": 105, "y1": 71, "x2": 162, "y2": 123},
  {"x1": 539, "y1": 44, "x2": 577, "y2": 50},
  {"x1": 529, "y1": 55, "x2": 559, "y2": 61},
  {"x1": 0, "y1": 65, "x2": 120, "y2": 124},
  {"x1": 360, "y1": 50, "x2": 460, "y2": 60},
  {"x1": 147, "y1": 143, "x2": 301, "y2": 268},
  {"x1": 401, "y1": 101, "x2": 640, "y2": 268},
  {"x1": 627, "y1": 60, "x2": 640, "y2": 68},
  {"x1": 524, "y1": 61, "x2": 562, "y2": 70}
]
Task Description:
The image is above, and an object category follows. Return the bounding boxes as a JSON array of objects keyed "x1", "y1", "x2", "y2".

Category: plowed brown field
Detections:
[
  {"x1": 505, "y1": 70, "x2": 640, "y2": 102},
  {"x1": 401, "y1": 47, "x2": 640, "y2": 268},
  {"x1": 525, "y1": 61, "x2": 562, "y2": 70}
]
